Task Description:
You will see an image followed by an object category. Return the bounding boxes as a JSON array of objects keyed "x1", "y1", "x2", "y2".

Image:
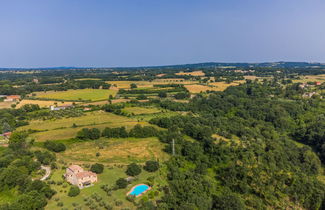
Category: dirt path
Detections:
[{"x1": 40, "y1": 165, "x2": 51, "y2": 181}]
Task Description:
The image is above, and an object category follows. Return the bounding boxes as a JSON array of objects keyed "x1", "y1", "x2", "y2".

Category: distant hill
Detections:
[{"x1": 1, "y1": 61, "x2": 325, "y2": 71}]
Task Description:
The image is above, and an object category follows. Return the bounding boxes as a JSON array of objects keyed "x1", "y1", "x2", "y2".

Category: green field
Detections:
[
  {"x1": 18, "y1": 111, "x2": 151, "y2": 141},
  {"x1": 57, "y1": 137, "x2": 168, "y2": 165},
  {"x1": 34, "y1": 89, "x2": 117, "y2": 101},
  {"x1": 46, "y1": 165, "x2": 167, "y2": 210}
]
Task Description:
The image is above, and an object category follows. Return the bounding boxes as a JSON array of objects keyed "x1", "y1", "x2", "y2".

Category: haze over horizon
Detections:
[{"x1": 1, "y1": 0, "x2": 325, "y2": 68}]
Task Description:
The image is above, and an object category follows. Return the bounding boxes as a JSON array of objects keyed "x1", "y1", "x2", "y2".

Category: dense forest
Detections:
[{"x1": 146, "y1": 80, "x2": 325, "y2": 209}]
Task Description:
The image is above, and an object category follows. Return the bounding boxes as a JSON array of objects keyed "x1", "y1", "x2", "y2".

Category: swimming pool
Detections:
[{"x1": 127, "y1": 184, "x2": 150, "y2": 197}]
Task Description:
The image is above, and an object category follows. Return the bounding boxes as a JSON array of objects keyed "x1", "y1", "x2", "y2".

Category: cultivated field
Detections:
[
  {"x1": 0, "y1": 102, "x2": 14, "y2": 109},
  {"x1": 184, "y1": 81, "x2": 244, "y2": 93},
  {"x1": 33, "y1": 89, "x2": 117, "y2": 101},
  {"x1": 16, "y1": 100, "x2": 75, "y2": 108},
  {"x1": 175, "y1": 70, "x2": 205, "y2": 76}
]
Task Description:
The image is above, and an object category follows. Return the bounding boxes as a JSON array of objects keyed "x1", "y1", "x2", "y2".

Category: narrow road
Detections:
[{"x1": 40, "y1": 165, "x2": 51, "y2": 181}]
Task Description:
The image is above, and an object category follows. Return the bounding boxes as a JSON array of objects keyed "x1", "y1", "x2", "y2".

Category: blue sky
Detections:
[{"x1": 0, "y1": 0, "x2": 325, "y2": 67}]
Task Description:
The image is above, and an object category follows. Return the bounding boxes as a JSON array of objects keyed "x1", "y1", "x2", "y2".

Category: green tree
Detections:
[
  {"x1": 158, "y1": 91, "x2": 167, "y2": 98},
  {"x1": 8, "y1": 131, "x2": 29, "y2": 152},
  {"x1": 68, "y1": 186, "x2": 80, "y2": 197},
  {"x1": 126, "y1": 163, "x2": 141, "y2": 176},
  {"x1": 116, "y1": 178, "x2": 128, "y2": 189},
  {"x1": 144, "y1": 160, "x2": 159, "y2": 172},
  {"x1": 90, "y1": 163, "x2": 104, "y2": 174},
  {"x1": 130, "y1": 83, "x2": 137, "y2": 89}
]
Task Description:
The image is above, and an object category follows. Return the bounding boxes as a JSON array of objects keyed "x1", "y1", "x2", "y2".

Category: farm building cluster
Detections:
[{"x1": 0, "y1": 95, "x2": 21, "y2": 102}]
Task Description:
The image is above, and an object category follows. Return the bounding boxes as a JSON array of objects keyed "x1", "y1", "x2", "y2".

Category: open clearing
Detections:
[
  {"x1": 16, "y1": 100, "x2": 75, "y2": 108},
  {"x1": 58, "y1": 137, "x2": 168, "y2": 165},
  {"x1": 18, "y1": 111, "x2": 150, "y2": 141},
  {"x1": 175, "y1": 70, "x2": 205, "y2": 76},
  {"x1": 185, "y1": 81, "x2": 244, "y2": 93},
  {"x1": 292, "y1": 74, "x2": 325, "y2": 83},
  {"x1": 0, "y1": 102, "x2": 14, "y2": 109},
  {"x1": 33, "y1": 89, "x2": 117, "y2": 101}
]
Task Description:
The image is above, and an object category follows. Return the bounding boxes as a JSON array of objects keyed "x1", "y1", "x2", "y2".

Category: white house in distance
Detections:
[
  {"x1": 50, "y1": 104, "x2": 73, "y2": 111},
  {"x1": 65, "y1": 165, "x2": 97, "y2": 189}
]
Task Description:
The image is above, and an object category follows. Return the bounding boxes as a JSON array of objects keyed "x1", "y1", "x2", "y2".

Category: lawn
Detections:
[
  {"x1": 18, "y1": 111, "x2": 150, "y2": 141},
  {"x1": 58, "y1": 137, "x2": 169, "y2": 165},
  {"x1": 46, "y1": 165, "x2": 168, "y2": 210},
  {"x1": 33, "y1": 89, "x2": 118, "y2": 101}
]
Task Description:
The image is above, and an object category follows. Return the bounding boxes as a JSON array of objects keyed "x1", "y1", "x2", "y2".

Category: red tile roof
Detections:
[
  {"x1": 68, "y1": 165, "x2": 83, "y2": 172},
  {"x1": 76, "y1": 171, "x2": 97, "y2": 179},
  {"x1": 6, "y1": 95, "x2": 20, "y2": 99}
]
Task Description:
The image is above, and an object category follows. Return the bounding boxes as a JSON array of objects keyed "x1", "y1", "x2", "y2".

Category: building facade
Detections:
[{"x1": 65, "y1": 165, "x2": 97, "y2": 189}]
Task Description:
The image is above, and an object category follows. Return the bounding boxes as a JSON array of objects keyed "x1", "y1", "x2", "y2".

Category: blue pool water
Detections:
[{"x1": 129, "y1": 184, "x2": 150, "y2": 196}]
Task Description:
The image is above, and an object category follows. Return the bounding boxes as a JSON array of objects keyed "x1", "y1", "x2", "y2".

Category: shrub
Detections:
[
  {"x1": 68, "y1": 186, "x2": 80, "y2": 197},
  {"x1": 158, "y1": 91, "x2": 167, "y2": 98},
  {"x1": 90, "y1": 163, "x2": 104, "y2": 174},
  {"x1": 144, "y1": 160, "x2": 159, "y2": 172},
  {"x1": 116, "y1": 178, "x2": 128, "y2": 189},
  {"x1": 136, "y1": 94, "x2": 147, "y2": 100},
  {"x1": 126, "y1": 163, "x2": 141, "y2": 176},
  {"x1": 130, "y1": 83, "x2": 137, "y2": 89}
]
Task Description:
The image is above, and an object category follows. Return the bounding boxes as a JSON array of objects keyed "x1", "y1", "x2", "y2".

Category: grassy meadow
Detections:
[
  {"x1": 292, "y1": 74, "x2": 325, "y2": 83},
  {"x1": 122, "y1": 106, "x2": 161, "y2": 115},
  {"x1": 57, "y1": 137, "x2": 168, "y2": 165},
  {"x1": 16, "y1": 100, "x2": 76, "y2": 108},
  {"x1": 18, "y1": 111, "x2": 150, "y2": 141},
  {"x1": 33, "y1": 89, "x2": 117, "y2": 101}
]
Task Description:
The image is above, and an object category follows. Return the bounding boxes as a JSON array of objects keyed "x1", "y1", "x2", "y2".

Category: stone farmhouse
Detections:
[
  {"x1": 65, "y1": 165, "x2": 97, "y2": 189},
  {"x1": 4, "y1": 95, "x2": 21, "y2": 102}
]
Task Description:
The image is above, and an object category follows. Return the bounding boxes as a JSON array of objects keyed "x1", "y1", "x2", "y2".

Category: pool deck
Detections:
[{"x1": 127, "y1": 184, "x2": 151, "y2": 197}]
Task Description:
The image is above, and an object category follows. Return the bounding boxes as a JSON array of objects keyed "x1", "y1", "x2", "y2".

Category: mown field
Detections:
[
  {"x1": 185, "y1": 81, "x2": 245, "y2": 93},
  {"x1": 33, "y1": 89, "x2": 117, "y2": 101}
]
